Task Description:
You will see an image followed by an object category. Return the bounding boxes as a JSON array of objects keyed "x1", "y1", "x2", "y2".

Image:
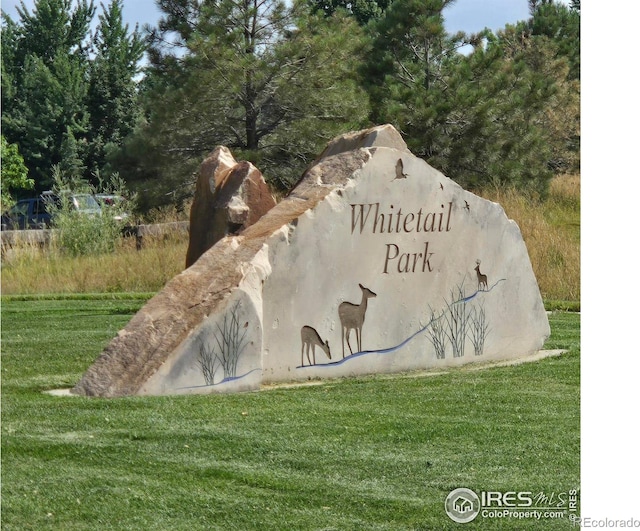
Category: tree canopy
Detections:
[
  {"x1": 361, "y1": 0, "x2": 579, "y2": 194},
  {"x1": 308, "y1": 0, "x2": 392, "y2": 25},
  {"x1": 1, "y1": 0, "x2": 145, "y2": 193},
  {"x1": 2, "y1": 0, "x2": 579, "y2": 213},
  {"x1": 110, "y1": 0, "x2": 370, "y2": 208}
]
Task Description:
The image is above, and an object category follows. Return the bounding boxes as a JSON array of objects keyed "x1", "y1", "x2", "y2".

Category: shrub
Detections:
[{"x1": 48, "y1": 167, "x2": 135, "y2": 256}]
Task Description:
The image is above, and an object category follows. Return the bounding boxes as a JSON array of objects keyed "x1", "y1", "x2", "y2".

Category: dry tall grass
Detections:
[
  {"x1": 1, "y1": 233, "x2": 187, "y2": 295},
  {"x1": 1, "y1": 176, "x2": 580, "y2": 300},
  {"x1": 479, "y1": 174, "x2": 580, "y2": 302}
]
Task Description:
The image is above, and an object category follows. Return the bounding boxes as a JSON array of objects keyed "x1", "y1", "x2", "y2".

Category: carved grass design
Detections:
[
  {"x1": 426, "y1": 306, "x2": 447, "y2": 359},
  {"x1": 443, "y1": 284, "x2": 468, "y2": 358},
  {"x1": 424, "y1": 281, "x2": 492, "y2": 360},
  {"x1": 198, "y1": 340, "x2": 220, "y2": 386},
  {"x1": 317, "y1": 278, "x2": 502, "y2": 368},
  {"x1": 468, "y1": 303, "x2": 490, "y2": 356},
  {"x1": 197, "y1": 301, "x2": 249, "y2": 385}
]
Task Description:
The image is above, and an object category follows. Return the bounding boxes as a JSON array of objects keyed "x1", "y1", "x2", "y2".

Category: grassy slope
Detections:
[{"x1": 1, "y1": 299, "x2": 579, "y2": 530}]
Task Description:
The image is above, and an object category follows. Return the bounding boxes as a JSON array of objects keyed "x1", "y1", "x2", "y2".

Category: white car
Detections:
[{"x1": 94, "y1": 194, "x2": 130, "y2": 222}]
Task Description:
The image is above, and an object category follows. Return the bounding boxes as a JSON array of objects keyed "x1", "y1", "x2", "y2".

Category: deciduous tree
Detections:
[{"x1": 0, "y1": 136, "x2": 33, "y2": 210}]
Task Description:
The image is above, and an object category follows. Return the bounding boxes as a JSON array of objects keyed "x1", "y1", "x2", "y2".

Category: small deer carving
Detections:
[
  {"x1": 475, "y1": 260, "x2": 488, "y2": 291},
  {"x1": 301, "y1": 326, "x2": 331, "y2": 366},
  {"x1": 338, "y1": 284, "x2": 377, "y2": 358}
]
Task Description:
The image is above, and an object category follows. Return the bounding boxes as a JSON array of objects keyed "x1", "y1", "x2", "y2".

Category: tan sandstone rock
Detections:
[{"x1": 185, "y1": 147, "x2": 276, "y2": 268}]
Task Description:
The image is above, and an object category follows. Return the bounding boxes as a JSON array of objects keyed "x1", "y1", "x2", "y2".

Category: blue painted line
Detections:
[
  {"x1": 177, "y1": 368, "x2": 262, "y2": 389},
  {"x1": 216, "y1": 368, "x2": 262, "y2": 385}
]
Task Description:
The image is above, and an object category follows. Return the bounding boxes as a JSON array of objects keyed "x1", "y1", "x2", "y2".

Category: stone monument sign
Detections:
[{"x1": 72, "y1": 125, "x2": 549, "y2": 397}]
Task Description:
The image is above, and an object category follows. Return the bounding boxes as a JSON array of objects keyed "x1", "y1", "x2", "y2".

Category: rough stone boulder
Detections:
[
  {"x1": 72, "y1": 124, "x2": 549, "y2": 397},
  {"x1": 185, "y1": 146, "x2": 276, "y2": 267}
]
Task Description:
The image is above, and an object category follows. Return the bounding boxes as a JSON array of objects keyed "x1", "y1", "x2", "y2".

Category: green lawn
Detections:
[{"x1": 1, "y1": 297, "x2": 579, "y2": 530}]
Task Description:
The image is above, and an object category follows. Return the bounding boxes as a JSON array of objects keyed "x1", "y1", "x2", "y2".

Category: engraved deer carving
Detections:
[
  {"x1": 338, "y1": 284, "x2": 377, "y2": 358},
  {"x1": 475, "y1": 260, "x2": 488, "y2": 291},
  {"x1": 301, "y1": 326, "x2": 332, "y2": 366}
]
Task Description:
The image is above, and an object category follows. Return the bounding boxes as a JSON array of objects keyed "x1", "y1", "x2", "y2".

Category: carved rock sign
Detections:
[{"x1": 72, "y1": 125, "x2": 549, "y2": 397}]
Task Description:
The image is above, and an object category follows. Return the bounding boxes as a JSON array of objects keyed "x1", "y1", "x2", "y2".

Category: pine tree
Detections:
[
  {"x1": 114, "y1": 0, "x2": 369, "y2": 207},
  {"x1": 527, "y1": 0, "x2": 580, "y2": 80},
  {"x1": 1, "y1": 0, "x2": 95, "y2": 190},
  {"x1": 362, "y1": 0, "x2": 465, "y2": 125},
  {"x1": 361, "y1": 0, "x2": 575, "y2": 194},
  {"x1": 86, "y1": 0, "x2": 146, "y2": 176},
  {"x1": 308, "y1": 0, "x2": 392, "y2": 25},
  {"x1": 1, "y1": 0, "x2": 146, "y2": 191}
]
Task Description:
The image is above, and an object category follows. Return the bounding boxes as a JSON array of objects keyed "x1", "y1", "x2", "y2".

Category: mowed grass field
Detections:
[{"x1": 1, "y1": 297, "x2": 579, "y2": 530}]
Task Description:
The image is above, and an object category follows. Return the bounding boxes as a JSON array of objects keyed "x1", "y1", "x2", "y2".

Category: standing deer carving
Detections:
[
  {"x1": 475, "y1": 260, "x2": 488, "y2": 291},
  {"x1": 301, "y1": 326, "x2": 331, "y2": 366},
  {"x1": 338, "y1": 284, "x2": 377, "y2": 358}
]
